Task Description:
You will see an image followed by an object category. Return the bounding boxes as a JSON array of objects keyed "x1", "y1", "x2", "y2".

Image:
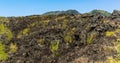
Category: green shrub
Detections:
[
  {"x1": 6, "y1": 28, "x2": 13, "y2": 41},
  {"x1": 87, "y1": 33, "x2": 95, "y2": 44},
  {"x1": 64, "y1": 30, "x2": 74, "y2": 43},
  {"x1": 105, "y1": 31, "x2": 115, "y2": 37},
  {"x1": 17, "y1": 28, "x2": 30, "y2": 38},
  {"x1": 50, "y1": 40, "x2": 59, "y2": 55},
  {"x1": 64, "y1": 35, "x2": 72, "y2": 43},
  {"x1": 0, "y1": 24, "x2": 5, "y2": 35},
  {"x1": 38, "y1": 38, "x2": 45, "y2": 45},
  {"x1": 9, "y1": 43, "x2": 18, "y2": 53},
  {"x1": 0, "y1": 41, "x2": 8, "y2": 61},
  {"x1": 0, "y1": 23, "x2": 13, "y2": 41}
]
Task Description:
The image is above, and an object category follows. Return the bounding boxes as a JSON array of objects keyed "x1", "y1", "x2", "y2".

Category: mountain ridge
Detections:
[{"x1": 42, "y1": 9, "x2": 80, "y2": 15}]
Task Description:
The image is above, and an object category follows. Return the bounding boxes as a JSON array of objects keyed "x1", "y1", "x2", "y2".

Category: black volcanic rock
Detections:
[
  {"x1": 112, "y1": 10, "x2": 120, "y2": 16},
  {"x1": 0, "y1": 10, "x2": 120, "y2": 63}
]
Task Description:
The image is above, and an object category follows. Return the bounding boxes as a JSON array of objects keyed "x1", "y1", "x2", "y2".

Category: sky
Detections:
[{"x1": 0, "y1": 0, "x2": 120, "y2": 16}]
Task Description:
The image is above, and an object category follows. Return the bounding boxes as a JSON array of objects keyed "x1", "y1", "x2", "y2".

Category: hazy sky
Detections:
[{"x1": 0, "y1": 0, "x2": 120, "y2": 16}]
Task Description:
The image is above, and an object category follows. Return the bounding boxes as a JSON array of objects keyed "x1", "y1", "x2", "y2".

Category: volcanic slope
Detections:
[{"x1": 0, "y1": 10, "x2": 120, "y2": 63}]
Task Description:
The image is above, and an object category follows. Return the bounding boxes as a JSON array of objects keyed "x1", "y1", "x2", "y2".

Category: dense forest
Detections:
[{"x1": 0, "y1": 10, "x2": 120, "y2": 63}]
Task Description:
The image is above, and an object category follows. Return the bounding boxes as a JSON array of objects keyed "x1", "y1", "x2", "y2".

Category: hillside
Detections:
[
  {"x1": 88, "y1": 9, "x2": 111, "y2": 16},
  {"x1": 42, "y1": 9, "x2": 111, "y2": 16},
  {"x1": 42, "y1": 10, "x2": 80, "y2": 15},
  {"x1": 0, "y1": 10, "x2": 120, "y2": 63}
]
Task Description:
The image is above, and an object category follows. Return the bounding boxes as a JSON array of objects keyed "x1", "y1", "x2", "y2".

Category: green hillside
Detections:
[
  {"x1": 42, "y1": 9, "x2": 80, "y2": 15},
  {"x1": 88, "y1": 9, "x2": 111, "y2": 16}
]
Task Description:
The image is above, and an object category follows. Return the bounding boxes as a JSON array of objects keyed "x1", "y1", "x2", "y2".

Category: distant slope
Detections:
[
  {"x1": 42, "y1": 9, "x2": 80, "y2": 15},
  {"x1": 88, "y1": 9, "x2": 111, "y2": 16}
]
